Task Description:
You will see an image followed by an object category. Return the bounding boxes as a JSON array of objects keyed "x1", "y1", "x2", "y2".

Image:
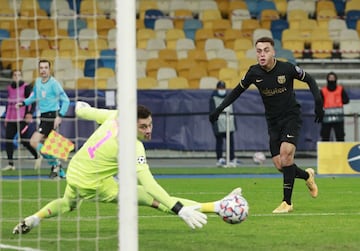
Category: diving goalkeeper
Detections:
[{"x1": 13, "y1": 102, "x2": 242, "y2": 234}]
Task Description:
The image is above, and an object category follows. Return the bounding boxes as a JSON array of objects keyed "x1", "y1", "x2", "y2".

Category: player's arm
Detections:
[
  {"x1": 301, "y1": 72, "x2": 324, "y2": 122},
  {"x1": 209, "y1": 83, "x2": 245, "y2": 123},
  {"x1": 75, "y1": 101, "x2": 117, "y2": 124}
]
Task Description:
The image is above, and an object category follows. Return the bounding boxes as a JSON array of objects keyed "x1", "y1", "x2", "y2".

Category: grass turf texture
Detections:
[{"x1": 0, "y1": 168, "x2": 359, "y2": 251}]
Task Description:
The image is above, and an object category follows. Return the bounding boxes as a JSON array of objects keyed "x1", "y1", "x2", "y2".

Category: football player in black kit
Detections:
[{"x1": 209, "y1": 37, "x2": 324, "y2": 213}]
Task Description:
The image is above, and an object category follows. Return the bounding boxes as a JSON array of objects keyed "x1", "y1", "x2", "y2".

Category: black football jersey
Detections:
[{"x1": 240, "y1": 60, "x2": 305, "y2": 121}]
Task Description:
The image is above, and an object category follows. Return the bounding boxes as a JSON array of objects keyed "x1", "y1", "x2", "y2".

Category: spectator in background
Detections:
[
  {"x1": 209, "y1": 81, "x2": 237, "y2": 167},
  {"x1": 1, "y1": 70, "x2": 38, "y2": 171},
  {"x1": 320, "y1": 72, "x2": 350, "y2": 141}
]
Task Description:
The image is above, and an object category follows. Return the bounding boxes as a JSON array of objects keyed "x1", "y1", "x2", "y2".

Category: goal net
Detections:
[{"x1": 0, "y1": 0, "x2": 137, "y2": 250}]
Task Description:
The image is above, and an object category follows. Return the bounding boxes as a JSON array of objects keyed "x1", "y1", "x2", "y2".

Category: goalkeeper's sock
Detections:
[
  {"x1": 294, "y1": 164, "x2": 309, "y2": 180},
  {"x1": 282, "y1": 164, "x2": 296, "y2": 205},
  {"x1": 25, "y1": 215, "x2": 40, "y2": 228}
]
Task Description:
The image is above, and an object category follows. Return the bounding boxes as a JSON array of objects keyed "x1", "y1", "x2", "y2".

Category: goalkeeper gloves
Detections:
[
  {"x1": 75, "y1": 101, "x2": 91, "y2": 112},
  {"x1": 172, "y1": 202, "x2": 207, "y2": 229}
]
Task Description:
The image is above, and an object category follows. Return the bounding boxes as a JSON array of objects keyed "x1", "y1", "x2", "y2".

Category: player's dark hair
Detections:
[
  {"x1": 255, "y1": 37, "x2": 274, "y2": 46},
  {"x1": 38, "y1": 59, "x2": 51, "y2": 68},
  {"x1": 138, "y1": 105, "x2": 152, "y2": 119},
  {"x1": 327, "y1": 71, "x2": 337, "y2": 81}
]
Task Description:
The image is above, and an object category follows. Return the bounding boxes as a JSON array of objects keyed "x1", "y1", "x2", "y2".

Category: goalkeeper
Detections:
[{"x1": 13, "y1": 102, "x2": 242, "y2": 234}]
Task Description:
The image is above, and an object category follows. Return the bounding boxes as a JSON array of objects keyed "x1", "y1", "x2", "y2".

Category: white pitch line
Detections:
[{"x1": 0, "y1": 243, "x2": 42, "y2": 251}]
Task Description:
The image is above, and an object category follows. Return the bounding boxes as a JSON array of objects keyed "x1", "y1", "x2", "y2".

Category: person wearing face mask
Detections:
[
  {"x1": 1, "y1": 70, "x2": 39, "y2": 171},
  {"x1": 320, "y1": 72, "x2": 350, "y2": 141},
  {"x1": 209, "y1": 80, "x2": 237, "y2": 167}
]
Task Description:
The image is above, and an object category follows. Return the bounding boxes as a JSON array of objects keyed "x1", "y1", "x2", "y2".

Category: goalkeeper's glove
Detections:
[
  {"x1": 209, "y1": 108, "x2": 222, "y2": 123},
  {"x1": 75, "y1": 101, "x2": 91, "y2": 112},
  {"x1": 172, "y1": 202, "x2": 207, "y2": 229}
]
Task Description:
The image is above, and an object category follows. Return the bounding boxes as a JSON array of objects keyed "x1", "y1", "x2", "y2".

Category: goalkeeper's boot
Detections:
[
  {"x1": 305, "y1": 168, "x2": 318, "y2": 198},
  {"x1": 12, "y1": 217, "x2": 34, "y2": 234},
  {"x1": 34, "y1": 155, "x2": 43, "y2": 170},
  {"x1": 272, "y1": 201, "x2": 293, "y2": 214}
]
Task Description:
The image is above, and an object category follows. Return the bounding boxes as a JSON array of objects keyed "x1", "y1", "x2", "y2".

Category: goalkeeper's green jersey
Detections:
[{"x1": 66, "y1": 106, "x2": 178, "y2": 210}]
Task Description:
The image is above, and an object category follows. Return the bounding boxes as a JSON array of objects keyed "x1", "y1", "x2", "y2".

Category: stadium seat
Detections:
[
  {"x1": 205, "y1": 38, "x2": 225, "y2": 59},
  {"x1": 154, "y1": 18, "x2": 174, "y2": 39},
  {"x1": 212, "y1": 19, "x2": 231, "y2": 37},
  {"x1": 199, "y1": 76, "x2": 219, "y2": 89},
  {"x1": 176, "y1": 58, "x2": 197, "y2": 79},
  {"x1": 146, "y1": 38, "x2": 166, "y2": 58},
  {"x1": 145, "y1": 58, "x2": 168, "y2": 78},
  {"x1": 175, "y1": 38, "x2": 195, "y2": 59},
  {"x1": 259, "y1": 9, "x2": 280, "y2": 30},
  {"x1": 270, "y1": 19, "x2": 289, "y2": 41},
  {"x1": 62, "y1": 68, "x2": 84, "y2": 89},
  {"x1": 207, "y1": 58, "x2": 228, "y2": 78},
  {"x1": 187, "y1": 65, "x2": 208, "y2": 89},
  {"x1": 328, "y1": 19, "x2": 348, "y2": 44},
  {"x1": 195, "y1": 28, "x2": 215, "y2": 49},
  {"x1": 273, "y1": 0, "x2": 287, "y2": 18},
  {"x1": 67, "y1": 18, "x2": 87, "y2": 38},
  {"x1": 95, "y1": 67, "x2": 115, "y2": 89},
  {"x1": 276, "y1": 48, "x2": 296, "y2": 65},
  {"x1": 233, "y1": 37, "x2": 253, "y2": 60},
  {"x1": 0, "y1": 29, "x2": 10, "y2": 45},
  {"x1": 230, "y1": 8, "x2": 251, "y2": 29},
  {"x1": 137, "y1": 77, "x2": 158, "y2": 89},
  {"x1": 168, "y1": 77, "x2": 190, "y2": 89},
  {"x1": 158, "y1": 48, "x2": 178, "y2": 68},
  {"x1": 165, "y1": 28, "x2": 186, "y2": 49},
  {"x1": 170, "y1": 9, "x2": 193, "y2": 29},
  {"x1": 339, "y1": 39, "x2": 360, "y2": 59},
  {"x1": 282, "y1": 28, "x2": 305, "y2": 58},
  {"x1": 144, "y1": 9, "x2": 165, "y2": 29},
  {"x1": 199, "y1": 9, "x2": 222, "y2": 29},
  {"x1": 78, "y1": 28, "x2": 98, "y2": 49},
  {"x1": 223, "y1": 29, "x2": 249, "y2": 49},
  {"x1": 227, "y1": 1, "x2": 248, "y2": 19},
  {"x1": 29, "y1": 39, "x2": 50, "y2": 57},
  {"x1": 106, "y1": 76, "x2": 116, "y2": 89},
  {"x1": 76, "y1": 77, "x2": 95, "y2": 89},
  {"x1": 183, "y1": 19, "x2": 203, "y2": 40},
  {"x1": 137, "y1": 28, "x2": 156, "y2": 49},
  {"x1": 345, "y1": 10, "x2": 360, "y2": 29},
  {"x1": 216, "y1": 48, "x2": 239, "y2": 69},
  {"x1": 187, "y1": 49, "x2": 208, "y2": 68},
  {"x1": 245, "y1": 0, "x2": 258, "y2": 18},
  {"x1": 92, "y1": 18, "x2": 116, "y2": 38},
  {"x1": 137, "y1": 65, "x2": 146, "y2": 79},
  {"x1": 136, "y1": 48, "x2": 149, "y2": 69},
  {"x1": 84, "y1": 59, "x2": 104, "y2": 77},
  {"x1": 345, "y1": 0, "x2": 360, "y2": 14},
  {"x1": 54, "y1": 58, "x2": 73, "y2": 74},
  {"x1": 156, "y1": 67, "x2": 178, "y2": 88},
  {"x1": 218, "y1": 67, "x2": 240, "y2": 88},
  {"x1": 253, "y1": 28, "x2": 273, "y2": 44},
  {"x1": 168, "y1": 0, "x2": 187, "y2": 13},
  {"x1": 333, "y1": 0, "x2": 346, "y2": 17},
  {"x1": 241, "y1": 19, "x2": 260, "y2": 38},
  {"x1": 79, "y1": 0, "x2": 105, "y2": 17}
]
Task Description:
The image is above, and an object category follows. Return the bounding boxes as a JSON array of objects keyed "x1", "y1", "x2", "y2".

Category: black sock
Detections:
[
  {"x1": 282, "y1": 164, "x2": 296, "y2": 205},
  {"x1": 294, "y1": 164, "x2": 309, "y2": 180}
]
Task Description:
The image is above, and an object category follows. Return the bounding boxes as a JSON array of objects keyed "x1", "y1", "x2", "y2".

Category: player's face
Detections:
[
  {"x1": 12, "y1": 71, "x2": 22, "y2": 82},
  {"x1": 38, "y1": 62, "x2": 51, "y2": 80},
  {"x1": 137, "y1": 116, "x2": 153, "y2": 141},
  {"x1": 256, "y1": 42, "x2": 275, "y2": 70}
]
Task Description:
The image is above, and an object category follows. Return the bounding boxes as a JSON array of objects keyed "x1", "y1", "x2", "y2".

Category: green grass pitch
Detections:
[{"x1": 0, "y1": 167, "x2": 359, "y2": 251}]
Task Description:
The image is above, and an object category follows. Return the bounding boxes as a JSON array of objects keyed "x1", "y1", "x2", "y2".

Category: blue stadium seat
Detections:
[
  {"x1": 346, "y1": 10, "x2": 360, "y2": 29},
  {"x1": 99, "y1": 49, "x2": 116, "y2": 70},
  {"x1": 144, "y1": 9, "x2": 165, "y2": 29},
  {"x1": 67, "y1": 0, "x2": 81, "y2": 14},
  {"x1": 84, "y1": 59, "x2": 104, "y2": 77},
  {"x1": 0, "y1": 29, "x2": 10, "y2": 46},
  {"x1": 245, "y1": 0, "x2": 258, "y2": 18},
  {"x1": 276, "y1": 48, "x2": 297, "y2": 66},
  {"x1": 67, "y1": 18, "x2": 87, "y2": 38},
  {"x1": 333, "y1": 0, "x2": 346, "y2": 17},
  {"x1": 183, "y1": 19, "x2": 203, "y2": 41},
  {"x1": 270, "y1": 19, "x2": 289, "y2": 41},
  {"x1": 256, "y1": 1, "x2": 277, "y2": 18},
  {"x1": 38, "y1": 0, "x2": 52, "y2": 15}
]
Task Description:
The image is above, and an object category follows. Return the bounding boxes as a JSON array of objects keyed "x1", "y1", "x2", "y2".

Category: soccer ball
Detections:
[
  {"x1": 218, "y1": 194, "x2": 249, "y2": 224},
  {"x1": 253, "y1": 151, "x2": 266, "y2": 164}
]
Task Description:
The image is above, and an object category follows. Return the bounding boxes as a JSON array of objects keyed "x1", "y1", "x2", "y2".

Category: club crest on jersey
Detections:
[{"x1": 277, "y1": 75, "x2": 286, "y2": 84}]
